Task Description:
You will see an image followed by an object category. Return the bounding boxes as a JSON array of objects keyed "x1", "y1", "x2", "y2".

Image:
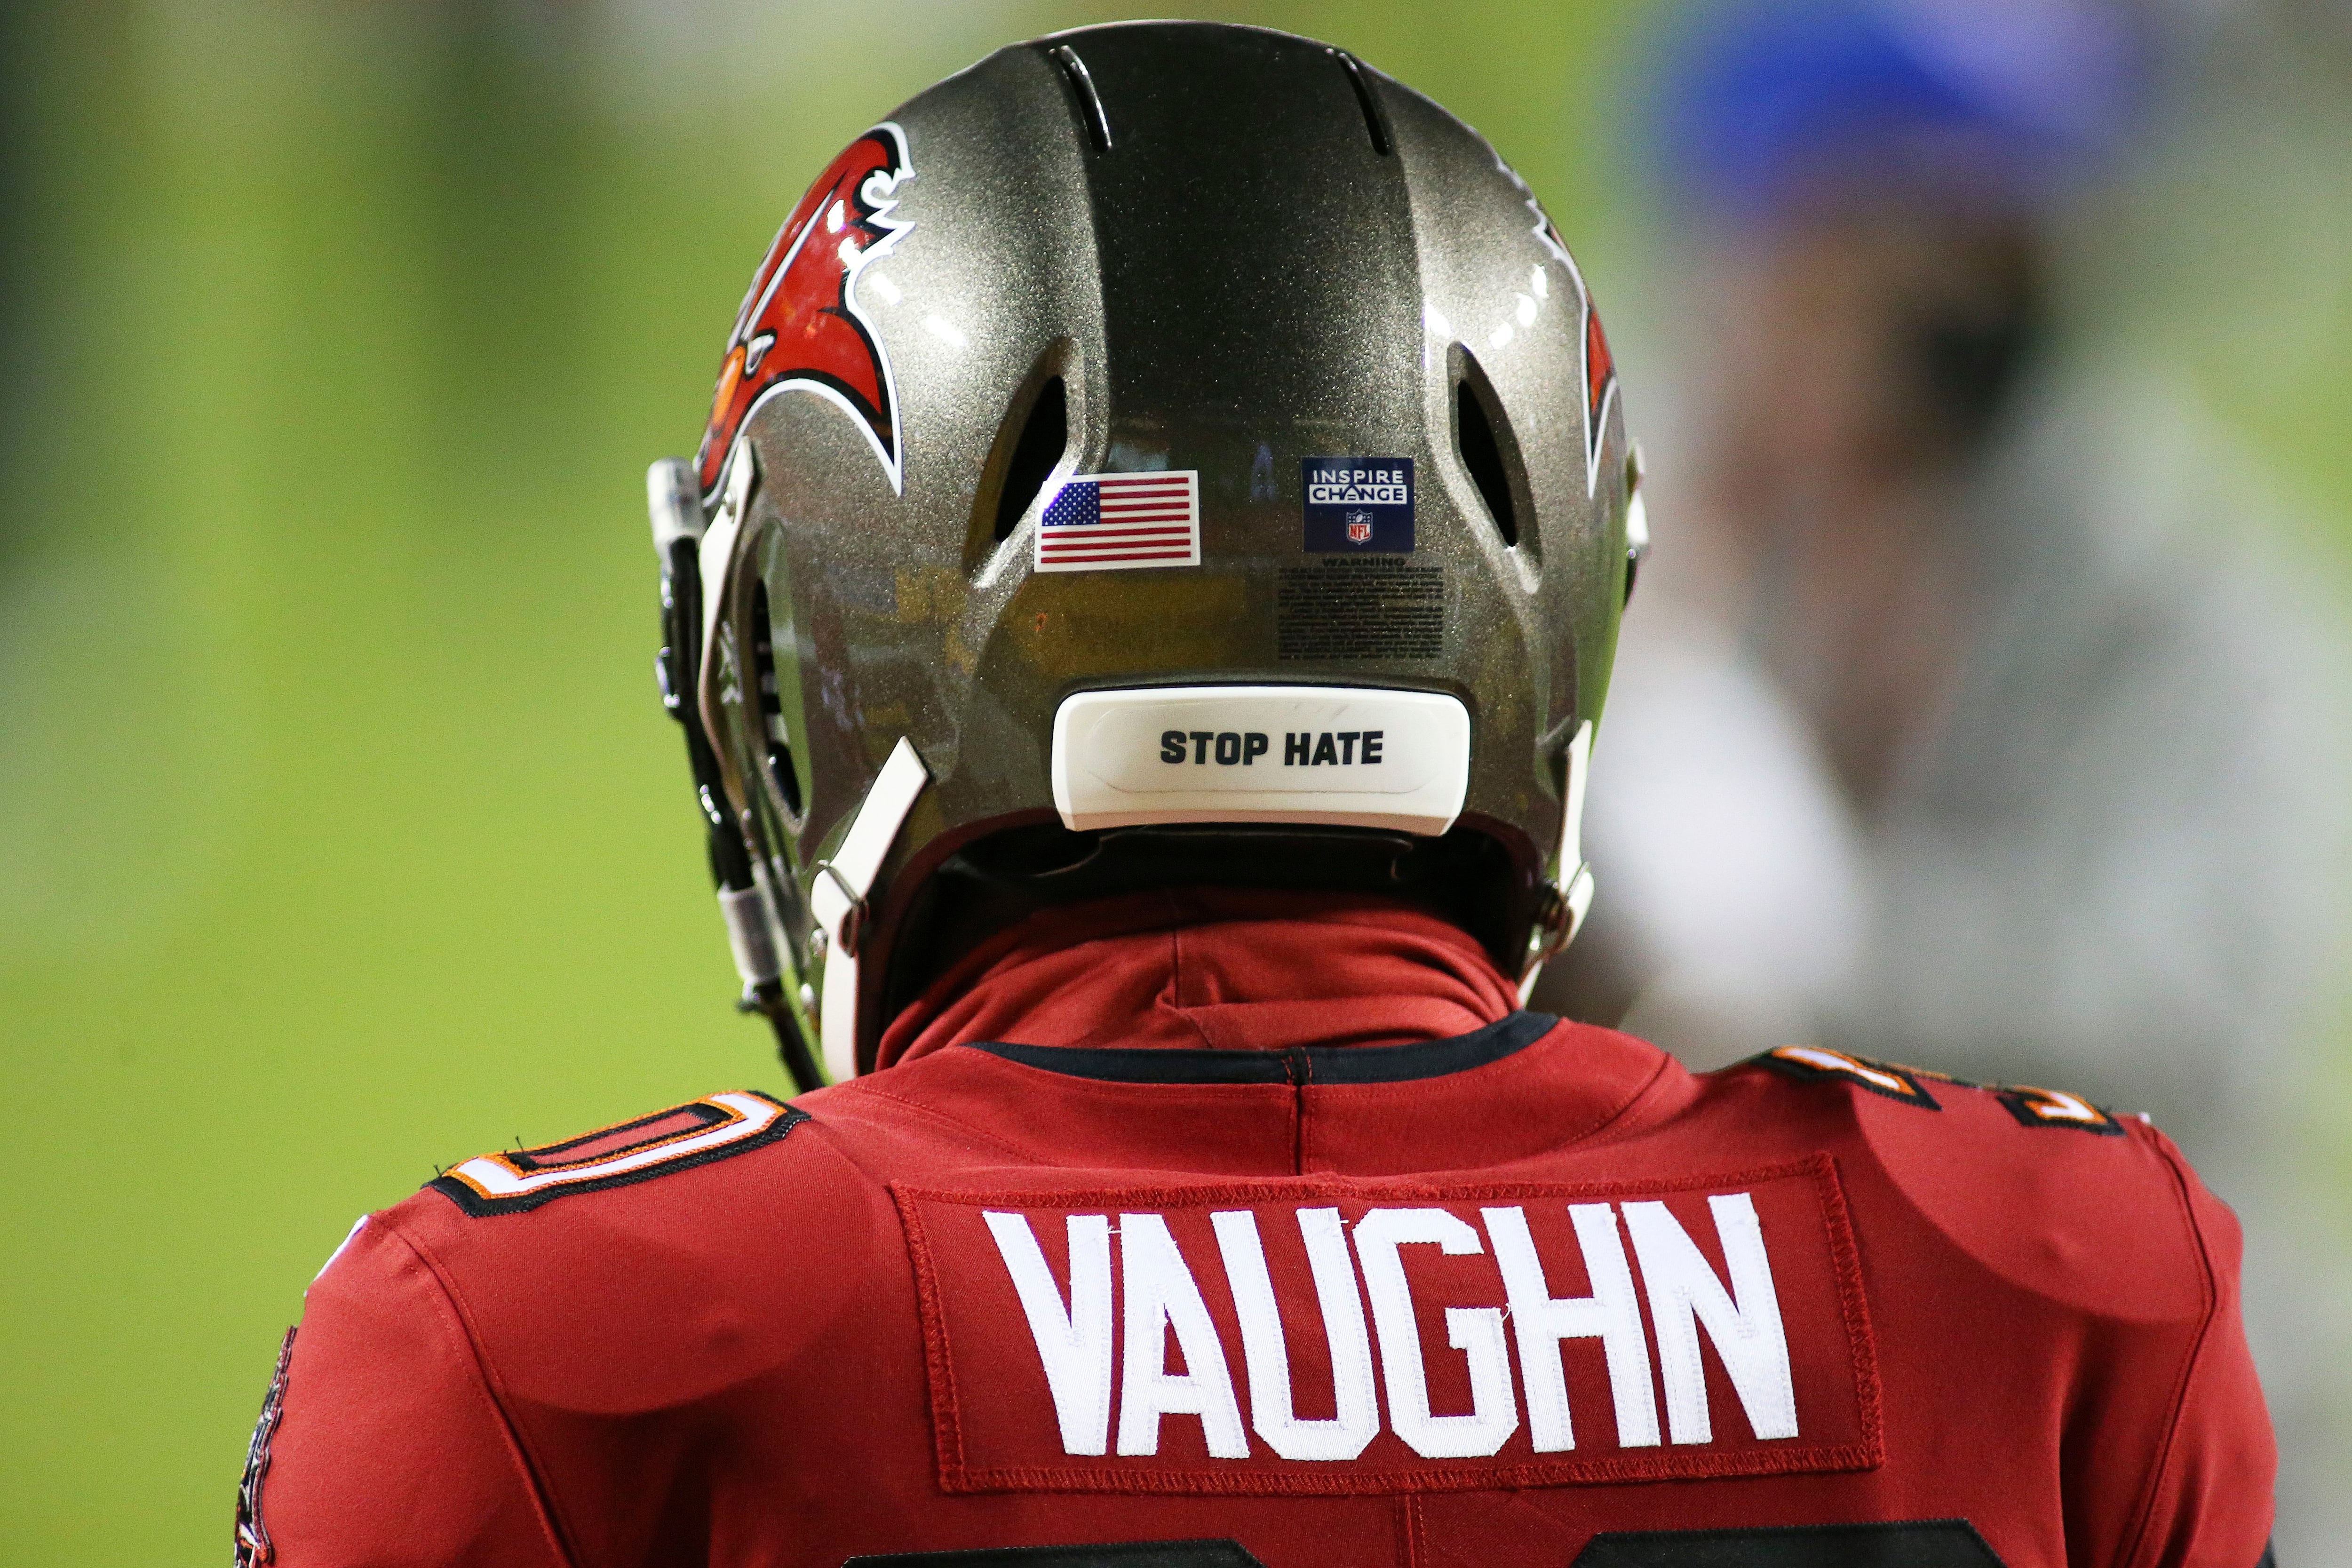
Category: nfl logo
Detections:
[{"x1": 1346, "y1": 512, "x2": 1374, "y2": 544}]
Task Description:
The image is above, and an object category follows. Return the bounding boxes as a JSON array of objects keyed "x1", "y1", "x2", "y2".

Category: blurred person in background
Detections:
[{"x1": 1539, "y1": 0, "x2": 2352, "y2": 1549}]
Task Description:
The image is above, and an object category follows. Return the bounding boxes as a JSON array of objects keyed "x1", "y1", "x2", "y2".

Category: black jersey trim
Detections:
[
  {"x1": 966, "y1": 1011, "x2": 1558, "y2": 1087},
  {"x1": 1572, "y1": 1518, "x2": 2002, "y2": 1566},
  {"x1": 847, "y1": 1543, "x2": 1264, "y2": 1568}
]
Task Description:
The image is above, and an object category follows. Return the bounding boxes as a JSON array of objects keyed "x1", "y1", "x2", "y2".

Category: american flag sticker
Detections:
[{"x1": 1034, "y1": 470, "x2": 1201, "y2": 573}]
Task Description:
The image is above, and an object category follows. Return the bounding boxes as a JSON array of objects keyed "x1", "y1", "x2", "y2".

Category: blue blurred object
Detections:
[{"x1": 1656, "y1": 0, "x2": 2148, "y2": 218}]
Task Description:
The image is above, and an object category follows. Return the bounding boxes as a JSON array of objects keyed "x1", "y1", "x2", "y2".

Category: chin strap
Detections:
[
  {"x1": 807, "y1": 736, "x2": 931, "y2": 1082},
  {"x1": 1519, "y1": 718, "x2": 1595, "y2": 1006},
  {"x1": 649, "y1": 446, "x2": 826, "y2": 1094}
]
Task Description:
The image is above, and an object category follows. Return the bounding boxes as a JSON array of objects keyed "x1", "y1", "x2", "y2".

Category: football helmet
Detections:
[{"x1": 646, "y1": 21, "x2": 1643, "y2": 1086}]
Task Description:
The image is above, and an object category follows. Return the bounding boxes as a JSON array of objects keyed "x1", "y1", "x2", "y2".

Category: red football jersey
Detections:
[{"x1": 241, "y1": 894, "x2": 2273, "y2": 1568}]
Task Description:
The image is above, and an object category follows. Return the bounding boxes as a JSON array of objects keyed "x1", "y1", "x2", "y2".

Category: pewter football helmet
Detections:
[{"x1": 646, "y1": 21, "x2": 1643, "y2": 1085}]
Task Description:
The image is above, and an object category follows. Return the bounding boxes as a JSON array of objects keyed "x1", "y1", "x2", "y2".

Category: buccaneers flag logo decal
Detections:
[
  {"x1": 1583, "y1": 286, "x2": 1617, "y2": 496},
  {"x1": 697, "y1": 122, "x2": 914, "y2": 500},
  {"x1": 1522, "y1": 182, "x2": 1617, "y2": 497}
]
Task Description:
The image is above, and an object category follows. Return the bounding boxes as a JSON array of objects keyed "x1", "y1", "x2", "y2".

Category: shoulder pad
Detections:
[{"x1": 427, "y1": 1090, "x2": 806, "y2": 1217}]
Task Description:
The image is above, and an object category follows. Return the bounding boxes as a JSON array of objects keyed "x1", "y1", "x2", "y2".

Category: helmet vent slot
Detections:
[
  {"x1": 1049, "y1": 45, "x2": 1112, "y2": 155},
  {"x1": 1329, "y1": 49, "x2": 1393, "y2": 157},
  {"x1": 750, "y1": 581, "x2": 803, "y2": 819},
  {"x1": 993, "y1": 375, "x2": 1068, "y2": 543},
  {"x1": 1455, "y1": 374, "x2": 1520, "y2": 548}
]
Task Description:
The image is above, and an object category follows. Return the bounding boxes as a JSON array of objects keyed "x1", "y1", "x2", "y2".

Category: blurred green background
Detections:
[{"x1": 2, "y1": 1, "x2": 2348, "y2": 1562}]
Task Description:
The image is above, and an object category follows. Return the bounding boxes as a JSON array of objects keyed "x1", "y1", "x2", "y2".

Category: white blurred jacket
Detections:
[{"x1": 1584, "y1": 360, "x2": 2352, "y2": 1554}]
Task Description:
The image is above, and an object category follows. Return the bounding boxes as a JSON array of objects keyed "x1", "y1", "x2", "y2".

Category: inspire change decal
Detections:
[{"x1": 1303, "y1": 458, "x2": 1414, "y2": 554}]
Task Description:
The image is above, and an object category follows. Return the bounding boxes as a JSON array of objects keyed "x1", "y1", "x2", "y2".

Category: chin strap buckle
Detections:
[
  {"x1": 807, "y1": 737, "x2": 931, "y2": 1082},
  {"x1": 810, "y1": 860, "x2": 869, "y2": 958}
]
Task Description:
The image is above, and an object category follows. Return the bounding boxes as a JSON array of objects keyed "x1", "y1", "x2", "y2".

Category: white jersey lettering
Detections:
[
  {"x1": 1351, "y1": 1207, "x2": 1519, "y2": 1459},
  {"x1": 983, "y1": 1211, "x2": 1115, "y2": 1455},
  {"x1": 1623, "y1": 1193, "x2": 1799, "y2": 1442},
  {"x1": 1212, "y1": 1207, "x2": 1379, "y2": 1461},
  {"x1": 982, "y1": 1192, "x2": 1807, "y2": 1465},
  {"x1": 1116, "y1": 1212, "x2": 1249, "y2": 1457},
  {"x1": 1483, "y1": 1202, "x2": 1661, "y2": 1450}
]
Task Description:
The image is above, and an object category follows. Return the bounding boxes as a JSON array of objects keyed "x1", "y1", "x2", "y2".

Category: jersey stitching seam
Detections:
[
  {"x1": 2112, "y1": 1126, "x2": 2223, "y2": 1568},
  {"x1": 820, "y1": 1084, "x2": 1049, "y2": 1164},
  {"x1": 893, "y1": 1155, "x2": 1838, "y2": 1206},
  {"x1": 1290, "y1": 1045, "x2": 1311, "y2": 1175},
  {"x1": 889, "y1": 1184, "x2": 972, "y2": 1488},
  {"x1": 921, "y1": 1441, "x2": 1882, "y2": 1495},
  {"x1": 1164, "y1": 926, "x2": 1216, "y2": 1048},
  {"x1": 376, "y1": 1218, "x2": 588, "y2": 1568},
  {"x1": 1813, "y1": 1154, "x2": 1886, "y2": 1467},
  {"x1": 1538, "y1": 1048, "x2": 1677, "y2": 1155}
]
